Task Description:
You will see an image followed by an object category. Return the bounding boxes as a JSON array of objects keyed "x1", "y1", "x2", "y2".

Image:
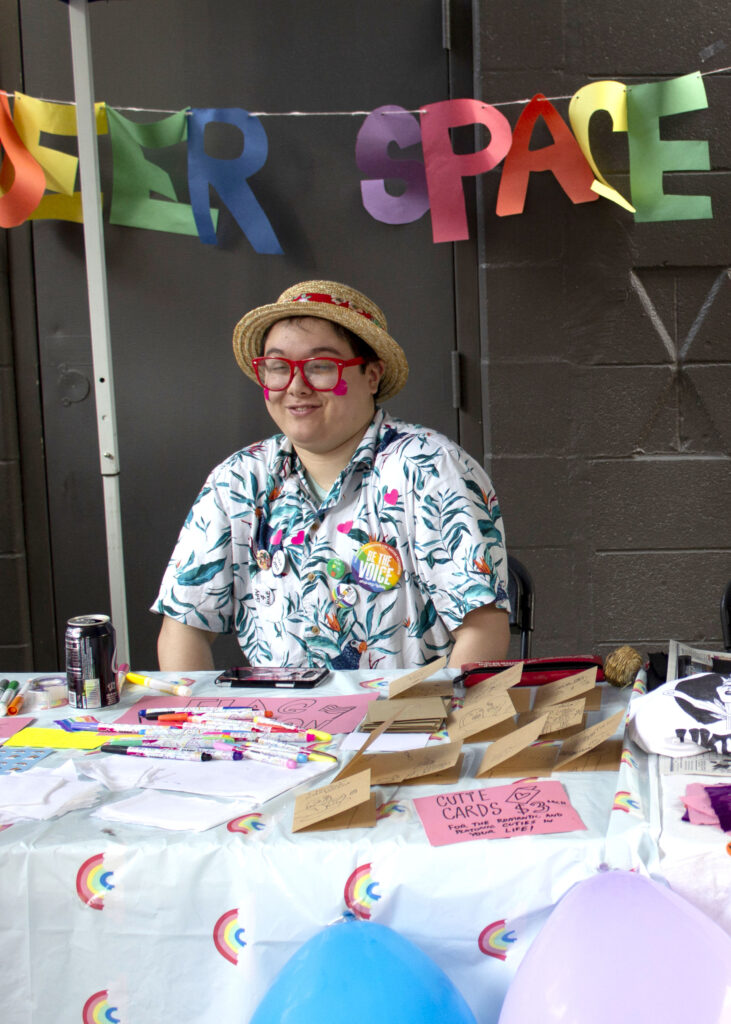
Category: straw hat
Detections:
[{"x1": 232, "y1": 280, "x2": 409, "y2": 401}]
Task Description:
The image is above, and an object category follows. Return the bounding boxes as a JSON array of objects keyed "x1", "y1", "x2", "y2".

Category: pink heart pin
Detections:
[
  {"x1": 289, "y1": 530, "x2": 305, "y2": 545},
  {"x1": 337, "y1": 521, "x2": 353, "y2": 534},
  {"x1": 384, "y1": 489, "x2": 398, "y2": 505}
]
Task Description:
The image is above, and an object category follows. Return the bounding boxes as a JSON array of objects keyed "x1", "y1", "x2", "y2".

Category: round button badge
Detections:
[
  {"x1": 332, "y1": 582, "x2": 358, "y2": 608},
  {"x1": 327, "y1": 557, "x2": 348, "y2": 580},
  {"x1": 271, "y1": 550, "x2": 287, "y2": 576},
  {"x1": 351, "y1": 541, "x2": 403, "y2": 593}
]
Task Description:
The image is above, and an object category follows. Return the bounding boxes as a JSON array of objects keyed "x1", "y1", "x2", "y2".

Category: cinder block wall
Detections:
[{"x1": 476, "y1": 0, "x2": 730, "y2": 661}]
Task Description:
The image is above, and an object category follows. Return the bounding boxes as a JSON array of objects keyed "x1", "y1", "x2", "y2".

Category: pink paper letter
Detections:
[{"x1": 420, "y1": 99, "x2": 512, "y2": 242}]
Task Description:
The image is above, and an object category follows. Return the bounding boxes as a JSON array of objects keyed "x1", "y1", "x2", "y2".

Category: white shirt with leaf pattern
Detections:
[{"x1": 153, "y1": 409, "x2": 510, "y2": 669}]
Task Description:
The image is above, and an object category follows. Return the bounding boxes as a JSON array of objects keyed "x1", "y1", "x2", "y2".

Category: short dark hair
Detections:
[{"x1": 262, "y1": 316, "x2": 379, "y2": 367}]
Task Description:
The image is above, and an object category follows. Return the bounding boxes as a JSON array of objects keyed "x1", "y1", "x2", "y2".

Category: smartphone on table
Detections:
[{"x1": 214, "y1": 666, "x2": 330, "y2": 689}]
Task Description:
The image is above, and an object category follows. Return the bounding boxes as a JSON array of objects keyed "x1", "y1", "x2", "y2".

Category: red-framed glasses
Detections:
[{"x1": 251, "y1": 356, "x2": 365, "y2": 392}]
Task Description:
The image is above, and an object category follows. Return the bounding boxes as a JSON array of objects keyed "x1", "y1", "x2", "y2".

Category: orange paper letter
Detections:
[
  {"x1": 496, "y1": 94, "x2": 598, "y2": 216},
  {"x1": 0, "y1": 93, "x2": 45, "y2": 227}
]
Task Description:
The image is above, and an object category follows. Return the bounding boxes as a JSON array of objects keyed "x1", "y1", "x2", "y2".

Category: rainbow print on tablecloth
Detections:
[
  {"x1": 612, "y1": 790, "x2": 640, "y2": 813},
  {"x1": 76, "y1": 853, "x2": 114, "y2": 910},
  {"x1": 359, "y1": 678, "x2": 387, "y2": 692},
  {"x1": 478, "y1": 919, "x2": 517, "y2": 960},
  {"x1": 621, "y1": 748, "x2": 639, "y2": 769},
  {"x1": 213, "y1": 909, "x2": 246, "y2": 965},
  {"x1": 227, "y1": 812, "x2": 266, "y2": 834},
  {"x1": 82, "y1": 989, "x2": 120, "y2": 1024},
  {"x1": 344, "y1": 862, "x2": 381, "y2": 919},
  {"x1": 376, "y1": 800, "x2": 407, "y2": 820}
]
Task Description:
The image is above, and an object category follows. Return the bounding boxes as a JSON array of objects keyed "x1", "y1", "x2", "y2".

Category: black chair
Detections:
[
  {"x1": 507, "y1": 555, "x2": 535, "y2": 659},
  {"x1": 722, "y1": 580, "x2": 731, "y2": 652}
]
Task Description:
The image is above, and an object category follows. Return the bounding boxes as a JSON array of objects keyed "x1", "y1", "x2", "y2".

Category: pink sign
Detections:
[
  {"x1": 113, "y1": 694, "x2": 376, "y2": 734},
  {"x1": 0, "y1": 716, "x2": 35, "y2": 742},
  {"x1": 413, "y1": 780, "x2": 586, "y2": 846}
]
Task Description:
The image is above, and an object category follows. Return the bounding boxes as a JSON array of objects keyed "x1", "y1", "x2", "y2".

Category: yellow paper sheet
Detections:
[{"x1": 5, "y1": 727, "x2": 133, "y2": 750}]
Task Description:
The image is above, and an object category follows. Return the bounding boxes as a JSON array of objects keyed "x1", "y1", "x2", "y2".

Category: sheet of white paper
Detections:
[
  {"x1": 79, "y1": 757, "x2": 163, "y2": 791},
  {"x1": 0, "y1": 771, "x2": 102, "y2": 823},
  {"x1": 92, "y1": 790, "x2": 258, "y2": 832},
  {"x1": 339, "y1": 732, "x2": 433, "y2": 752},
  {"x1": 0, "y1": 772, "x2": 64, "y2": 805},
  {"x1": 83, "y1": 754, "x2": 334, "y2": 804}
]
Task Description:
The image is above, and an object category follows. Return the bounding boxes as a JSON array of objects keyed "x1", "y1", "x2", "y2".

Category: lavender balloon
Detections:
[{"x1": 498, "y1": 871, "x2": 731, "y2": 1024}]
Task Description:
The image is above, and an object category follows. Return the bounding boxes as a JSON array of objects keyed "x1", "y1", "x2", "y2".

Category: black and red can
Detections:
[{"x1": 65, "y1": 614, "x2": 118, "y2": 709}]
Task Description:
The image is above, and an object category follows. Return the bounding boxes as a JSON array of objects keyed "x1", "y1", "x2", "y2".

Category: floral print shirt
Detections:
[{"x1": 152, "y1": 409, "x2": 509, "y2": 669}]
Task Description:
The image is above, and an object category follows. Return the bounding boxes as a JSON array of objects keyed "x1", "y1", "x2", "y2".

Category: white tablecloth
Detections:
[{"x1": 0, "y1": 671, "x2": 657, "y2": 1024}]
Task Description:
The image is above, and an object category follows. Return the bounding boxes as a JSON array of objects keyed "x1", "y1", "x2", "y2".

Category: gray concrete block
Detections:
[
  {"x1": 491, "y1": 456, "x2": 585, "y2": 547},
  {"x1": 489, "y1": 364, "x2": 578, "y2": 455},
  {"x1": 592, "y1": 550, "x2": 731, "y2": 646},
  {"x1": 588, "y1": 457, "x2": 731, "y2": 550}
]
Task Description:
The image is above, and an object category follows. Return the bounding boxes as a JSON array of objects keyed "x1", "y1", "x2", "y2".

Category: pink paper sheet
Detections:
[
  {"x1": 414, "y1": 780, "x2": 586, "y2": 846},
  {"x1": 113, "y1": 694, "x2": 376, "y2": 734},
  {"x1": 0, "y1": 716, "x2": 35, "y2": 742}
]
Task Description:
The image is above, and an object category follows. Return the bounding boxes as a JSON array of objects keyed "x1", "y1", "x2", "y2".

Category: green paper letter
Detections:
[
  {"x1": 627, "y1": 72, "x2": 712, "y2": 223},
  {"x1": 107, "y1": 107, "x2": 206, "y2": 236}
]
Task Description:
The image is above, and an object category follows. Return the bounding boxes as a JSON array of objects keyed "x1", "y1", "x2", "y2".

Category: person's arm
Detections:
[
  {"x1": 157, "y1": 616, "x2": 217, "y2": 671},
  {"x1": 449, "y1": 603, "x2": 510, "y2": 668}
]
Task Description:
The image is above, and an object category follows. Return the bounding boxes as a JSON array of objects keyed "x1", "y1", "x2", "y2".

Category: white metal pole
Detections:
[{"x1": 67, "y1": 0, "x2": 130, "y2": 666}]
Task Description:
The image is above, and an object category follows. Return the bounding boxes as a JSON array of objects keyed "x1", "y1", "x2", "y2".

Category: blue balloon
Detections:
[
  {"x1": 498, "y1": 870, "x2": 731, "y2": 1024},
  {"x1": 251, "y1": 919, "x2": 477, "y2": 1024}
]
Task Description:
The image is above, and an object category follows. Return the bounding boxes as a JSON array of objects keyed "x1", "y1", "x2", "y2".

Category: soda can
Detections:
[{"x1": 65, "y1": 614, "x2": 118, "y2": 709}]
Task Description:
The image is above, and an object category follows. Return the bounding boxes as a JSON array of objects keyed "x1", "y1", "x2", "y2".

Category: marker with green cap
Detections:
[{"x1": 0, "y1": 680, "x2": 19, "y2": 716}]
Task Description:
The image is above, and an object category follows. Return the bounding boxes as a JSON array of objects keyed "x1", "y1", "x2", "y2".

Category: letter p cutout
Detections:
[{"x1": 420, "y1": 99, "x2": 512, "y2": 243}]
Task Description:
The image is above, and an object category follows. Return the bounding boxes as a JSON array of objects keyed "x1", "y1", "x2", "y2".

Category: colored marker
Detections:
[
  {"x1": 100, "y1": 743, "x2": 211, "y2": 762},
  {"x1": 125, "y1": 672, "x2": 193, "y2": 697},
  {"x1": 234, "y1": 746, "x2": 300, "y2": 769},
  {"x1": 0, "y1": 681, "x2": 19, "y2": 716},
  {"x1": 7, "y1": 678, "x2": 32, "y2": 715},
  {"x1": 236, "y1": 739, "x2": 308, "y2": 762}
]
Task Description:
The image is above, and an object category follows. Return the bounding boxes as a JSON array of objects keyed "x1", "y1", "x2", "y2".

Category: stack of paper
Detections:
[{"x1": 360, "y1": 696, "x2": 449, "y2": 733}]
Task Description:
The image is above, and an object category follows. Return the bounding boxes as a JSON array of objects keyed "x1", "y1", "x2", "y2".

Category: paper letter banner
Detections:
[
  {"x1": 627, "y1": 71, "x2": 712, "y2": 222},
  {"x1": 356, "y1": 104, "x2": 430, "y2": 224},
  {"x1": 420, "y1": 98, "x2": 512, "y2": 242},
  {"x1": 106, "y1": 107, "x2": 199, "y2": 236},
  {"x1": 568, "y1": 81, "x2": 636, "y2": 213},
  {"x1": 414, "y1": 779, "x2": 586, "y2": 846},
  {"x1": 12, "y1": 92, "x2": 108, "y2": 224},
  {"x1": 0, "y1": 92, "x2": 46, "y2": 227},
  {"x1": 187, "y1": 107, "x2": 282, "y2": 253},
  {"x1": 496, "y1": 94, "x2": 598, "y2": 217}
]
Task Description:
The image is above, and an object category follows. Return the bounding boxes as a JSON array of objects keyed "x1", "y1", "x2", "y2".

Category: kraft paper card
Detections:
[
  {"x1": 532, "y1": 667, "x2": 598, "y2": 710},
  {"x1": 413, "y1": 779, "x2": 586, "y2": 846},
  {"x1": 398, "y1": 754, "x2": 465, "y2": 786},
  {"x1": 477, "y1": 742, "x2": 559, "y2": 779},
  {"x1": 447, "y1": 688, "x2": 516, "y2": 743},
  {"x1": 358, "y1": 740, "x2": 463, "y2": 785},
  {"x1": 553, "y1": 709, "x2": 625, "y2": 770},
  {"x1": 521, "y1": 699, "x2": 586, "y2": 735},
  {"x1": 388, "y1": 656, "x2": 448, "y2": 698},
  {"x1": 554, "y1": 738, "x2": 623, "y2": 773},
  {"x1": 362, "y1": 696, "x2": 448, "y2": 732},
  {"x1": 476, "y1": 714, "x2": 549, "y2": 777},
  {"x1": 402, "y1": 679, "x2": 453, "y2": 699},
  {"x1": 292, "y1": 769, "x2": 374, "y2": 832},
  {"x1": 333, "y1": 708, "x2": 403, "y2": 782}
]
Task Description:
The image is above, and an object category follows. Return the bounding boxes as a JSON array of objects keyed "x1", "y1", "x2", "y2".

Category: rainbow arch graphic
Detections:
[
  {"x1": 82, "y1": 990, "x2": 120, "y2": 1024},
  {"x1": 478, "y1": 919, "x2": 517, "y2": 960},
  {"x1": 612, "y1": 790, "x2": 640, "y2": 813},
  {"x1": 227, "y1": 813, "x2": 266, "y2": 834},
  {"x1": 376, "y1": 800, "x2": 406, "y2": 820},
  {"x1": 76, "y1": 853, "x2": 115, "y2": 910},
  {"x1": 213, "y1": 909, "x2": 246, "y2": 965},
  {"x1": 344, "y1": 863, "x2": 381, "y2": 919}
]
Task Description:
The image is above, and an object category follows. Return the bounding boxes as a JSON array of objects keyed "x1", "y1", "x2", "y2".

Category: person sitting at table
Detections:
[{"x1": 153, "y1": 280, "x2": 511, "y2": 671}]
